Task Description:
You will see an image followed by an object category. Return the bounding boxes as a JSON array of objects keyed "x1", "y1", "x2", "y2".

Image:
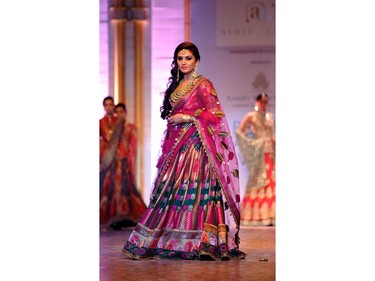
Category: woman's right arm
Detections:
[{"x1": 237, "y1": 112, "x2": 252, "y2": 134}]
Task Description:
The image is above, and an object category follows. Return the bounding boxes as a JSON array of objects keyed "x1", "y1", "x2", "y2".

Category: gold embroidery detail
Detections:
[
  {"x1": 232, "y1": 169, "x2": 239, "y2": 178},
  {"x1": 218, "y1": 224, "x2": 228, "y2": 244},
  {"x1": 216, "y1": 152, "x2": 224, "y2": 162},
  {"x1": 218, "y1": 131, "x2": 229, "y2": 137},
  {"x1": 203, "y1": 223, "x2": 218, "y2": 234},
  {"x1": 207, "y1": 125, "x2": 215, "y2": 135},
  {"x1": 194, "y1": 108, "x2": 205, "y2": 117},
  {"x1": 214, "y1": 111, "x2": 225, "y2": 117},
  {"x1": 210, "y1": 88, "x2": 217, "y2": 96},
  {"x1": 220, "y1": 141, "x2": 228, "y2": 150},
  {"x1": 218, "y1": 224, "x2": 227, "y2": 233}
]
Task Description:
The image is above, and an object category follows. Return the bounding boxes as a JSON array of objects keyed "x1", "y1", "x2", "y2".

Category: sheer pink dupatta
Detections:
[{"x1": 173, "y1": 77, "x2": 242, "y2": 247}]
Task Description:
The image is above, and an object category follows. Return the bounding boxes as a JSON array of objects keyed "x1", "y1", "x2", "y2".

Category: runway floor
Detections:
[{"x1": 100, "y1": 226, "x2": 275, "y2": 281}]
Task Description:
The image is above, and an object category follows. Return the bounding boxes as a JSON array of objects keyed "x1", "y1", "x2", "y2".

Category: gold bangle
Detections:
[{"x1": 182, "y1": 114, "x2": 192, "y2": 123}]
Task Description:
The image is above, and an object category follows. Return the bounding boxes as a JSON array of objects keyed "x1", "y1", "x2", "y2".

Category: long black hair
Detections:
[{"x1": 160, "y1": 42, "x2": 201, "y2": 119}]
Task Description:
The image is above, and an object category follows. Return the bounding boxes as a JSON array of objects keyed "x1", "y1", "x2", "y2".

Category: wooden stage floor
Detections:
[{"x1": 100, "y1": 226, "x2": 275, "y2": 281}]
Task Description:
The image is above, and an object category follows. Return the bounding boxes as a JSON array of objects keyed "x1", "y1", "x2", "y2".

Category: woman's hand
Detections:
[{"x1": 168, "y1": 113, "x2": 189, "y2": 125}]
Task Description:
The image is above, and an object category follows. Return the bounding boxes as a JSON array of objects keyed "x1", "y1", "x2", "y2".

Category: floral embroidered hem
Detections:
[{"x1": 122, "y1": 241, "x2": 246, "y2": 261}]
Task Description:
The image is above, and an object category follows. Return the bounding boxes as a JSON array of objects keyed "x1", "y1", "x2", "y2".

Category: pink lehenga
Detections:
[{"x1": 122, "y1": 76, "x2": 246, "y2": 260}]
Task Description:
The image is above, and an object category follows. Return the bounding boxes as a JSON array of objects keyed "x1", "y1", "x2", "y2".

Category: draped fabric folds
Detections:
[
  {"x1": 122, "y1": 76, "x2": 246, "y2": 260},
  {"x1": 100, "y1": 119, "x2": 147, "y2": 229}
]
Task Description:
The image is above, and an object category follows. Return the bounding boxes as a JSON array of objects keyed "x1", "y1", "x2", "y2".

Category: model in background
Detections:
[
  {"x1": 99, "y1": 96, "x2": 116, "y2": 161},
  {"x1": 122, "y1": 42, "x2": 246, "y2": 260},
  {"x1": 236, "y1": 93, "x2": 276, "y2": 226},
  {"x1": 100, "y1": 102, "x2": 147, "y2": 230}
]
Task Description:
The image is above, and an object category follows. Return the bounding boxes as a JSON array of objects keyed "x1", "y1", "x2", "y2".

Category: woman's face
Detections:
[
  {"x1": 176, "y1": 49, "x2": 198, "y2": 76},
  {"x1": 104, "y1": 99, "x2": 115, "y2": 115},
  {"x1": 256, "y1": 97, "x2": 268, "y2": 111},
  {"x1": 115, "y1": 107, "x2": 127, "y2": 120}
]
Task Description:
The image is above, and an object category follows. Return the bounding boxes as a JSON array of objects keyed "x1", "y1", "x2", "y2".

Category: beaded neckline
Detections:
[{"x1": 170, "y1": 75, "x2": 202, "y2": 104}]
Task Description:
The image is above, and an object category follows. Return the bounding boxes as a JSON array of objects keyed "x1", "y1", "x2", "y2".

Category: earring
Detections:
[
  {"x1": 192, "y1": 66, "x2": 198, "y2": 79},
  {"x1": 176, "y1": 69, "x2": 180, "y2": 82}
]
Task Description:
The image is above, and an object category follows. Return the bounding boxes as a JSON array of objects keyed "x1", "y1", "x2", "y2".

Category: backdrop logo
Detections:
[
  {"x1": 216, "y1": 0, "x2": 275, "y2": 47},
  {"x1": 253, "y1": 72, "x2": 269, "y2": 91},
  {"x1": 246, "y1": 1, "x2": 272, "y2": 23}
]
